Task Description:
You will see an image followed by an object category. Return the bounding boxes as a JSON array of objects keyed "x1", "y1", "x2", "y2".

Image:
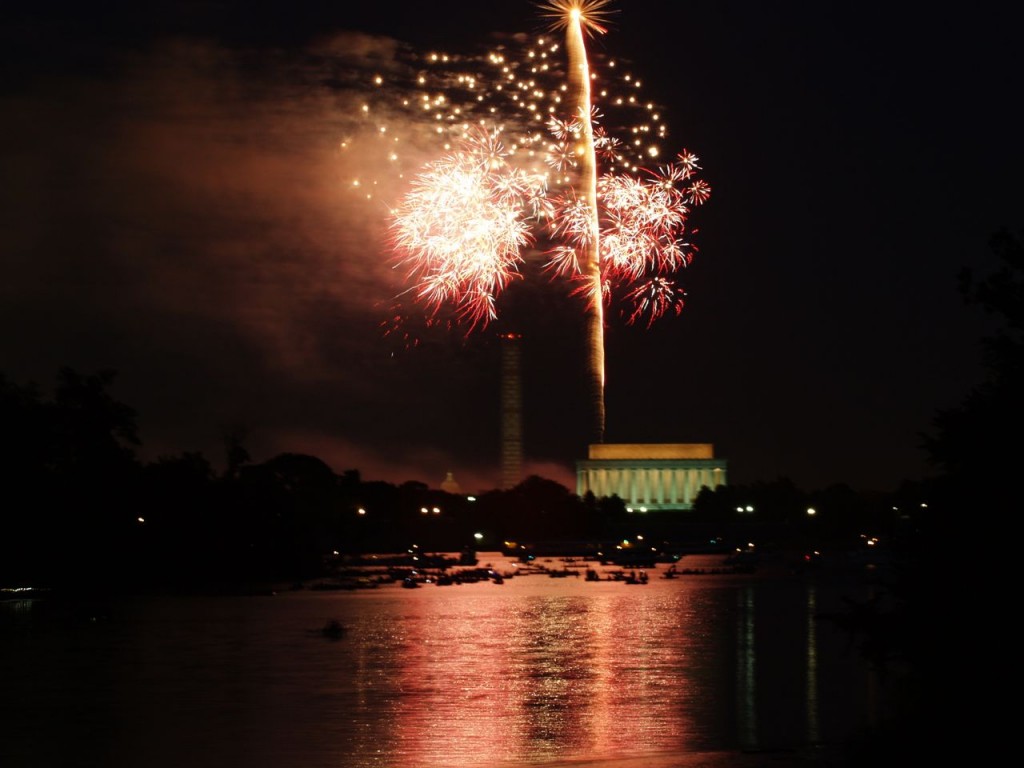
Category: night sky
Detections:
[{"x1": 2, "y1": 1, "x2": 1020, "y2": 494}]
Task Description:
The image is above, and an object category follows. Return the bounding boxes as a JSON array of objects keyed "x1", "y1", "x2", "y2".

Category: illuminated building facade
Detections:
[{"x1": 576, "y1": 443, "x2": 727, "y2": 511}]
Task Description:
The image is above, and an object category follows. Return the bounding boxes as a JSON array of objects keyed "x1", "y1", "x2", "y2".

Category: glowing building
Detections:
[
  {"x1": 440, "y1": 471, "x2": 462, "y2": 494},
  {"x1": 576, "y1": 443, "x2": 727, "y2": 511}
]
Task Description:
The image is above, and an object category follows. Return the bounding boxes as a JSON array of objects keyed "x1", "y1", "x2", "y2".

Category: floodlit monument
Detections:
[
  {"x1": 440, "y1": 471, "x2": 462, "y2": 494},
  {"x1": 499, "y1": 333, "x2": 523, "y2": 489},
  {"x1": 576, "y1": 443, "x2": 727, "y2": 511}
]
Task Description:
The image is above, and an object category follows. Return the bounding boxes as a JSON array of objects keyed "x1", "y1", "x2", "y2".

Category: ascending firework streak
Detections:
[
  {"x1": 544, "y1": 0, "x2": 607, "y2": 443},
  {"x1": 388, "y1": 0, "x2": 710, "y2": 445}
]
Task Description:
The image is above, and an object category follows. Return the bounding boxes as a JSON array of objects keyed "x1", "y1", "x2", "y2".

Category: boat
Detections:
[
  {"x1": 321, "y1": 620, "x2": 347, "y2": 639},
  {"x1": 546, "y1": 568, "x2": 577, "y2": 578}
]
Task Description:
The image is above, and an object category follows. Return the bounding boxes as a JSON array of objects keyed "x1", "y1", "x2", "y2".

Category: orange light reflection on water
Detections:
[{"x1": 389, "y1": 573, "x2": 709, "y2": 766}]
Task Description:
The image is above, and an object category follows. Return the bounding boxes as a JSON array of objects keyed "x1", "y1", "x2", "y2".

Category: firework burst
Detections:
[
  {"x1": 388, "y1": 127, "x2": 548, "y2": 331},
  {"x1": 365, "y1": 1, "x2": 709, "y2": 440},
  {"x1": 565, "y1": 151, "x2": 710, "y2": 326},
  {"x1": 538, "y1": 0, "x2": 616, "y2": 37},
  {"x1": 341, "y1": 4, "x2": 669, "y2": 204}
]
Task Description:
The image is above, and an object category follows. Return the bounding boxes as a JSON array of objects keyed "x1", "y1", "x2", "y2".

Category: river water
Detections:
[{"x1": 0, "y1": 554, "x2": 908, "y2": 768}]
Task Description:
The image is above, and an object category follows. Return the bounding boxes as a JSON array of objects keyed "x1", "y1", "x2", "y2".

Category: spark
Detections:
[
  {"x1": 625, "y1": 277, "x2": 685, "y2": 329},
  {"x1": 537, "y1": 0, "x2": 616, "y2": 37},
  {"x1": 342, "y1": 10, "x2": 663, "y2": 198}
]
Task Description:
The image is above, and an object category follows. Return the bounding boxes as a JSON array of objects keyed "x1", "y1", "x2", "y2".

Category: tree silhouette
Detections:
[
  {"x1": 0, "y1": 368, "x2": 142, "y2": 585},
  {"x1": 858, "y1": 227, "x2": 1024, "y2": 765},
  {"x1": 924, "y1": 227, "x2": 1023, "y2": 510}
]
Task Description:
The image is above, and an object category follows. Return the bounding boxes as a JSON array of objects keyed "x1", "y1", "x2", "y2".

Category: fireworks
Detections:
[
  {"x1": 389, "y1": 127, "x2": 548, "y2": 330},
  {"x1": 362, "y1": 1, "x2": 709, "y2": 439},
  {"x1": 343, "y1": 5, "x2": 669, "y2": 202},
  {"x1": 377, "y1": 3, "x2": 708, "y2": 328},
  {"x1": 538, "y1": 0, "x2": 615, "y2": 36}
]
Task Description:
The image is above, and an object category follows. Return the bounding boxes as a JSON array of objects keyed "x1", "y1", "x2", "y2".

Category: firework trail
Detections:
[
  {"x1": 363, "y1": 1, "x2": 709, "y2": 442},
  {"x1": 539, "y1": 0, "x2": 608, "y2": 442}
]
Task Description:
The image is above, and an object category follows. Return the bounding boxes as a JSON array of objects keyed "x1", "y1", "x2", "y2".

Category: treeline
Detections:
[
  {"x1": 0, "y1": 364, "x2": 922, "y2": 592},
  {"x1": 1, "y1": 228, "x2": 1019, "y2": 592},
  {"x1": 0, "y1": 368, "x2": 641, "y2": 590}
]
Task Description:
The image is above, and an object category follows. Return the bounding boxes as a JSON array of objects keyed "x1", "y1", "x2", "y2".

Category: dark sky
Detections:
[{"x1": 2, "y1": 1, "x2": 1020, "y2": 493}]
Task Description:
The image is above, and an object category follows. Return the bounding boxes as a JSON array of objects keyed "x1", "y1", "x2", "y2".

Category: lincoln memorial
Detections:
[{"x1": 576, "y1": 443, "x2": 727, "y2": 511}]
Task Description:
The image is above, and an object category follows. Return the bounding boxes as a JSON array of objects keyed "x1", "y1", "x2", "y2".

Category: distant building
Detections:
[
  {"x1": 499, "y1": 332, "x2": 523, "y2": 489},
  {"x1": 576, "y1": 443, "x2": 727, "y2": 511},
  {"x1": 440, "y1": 471, "x2": 462, "y2": 494}
]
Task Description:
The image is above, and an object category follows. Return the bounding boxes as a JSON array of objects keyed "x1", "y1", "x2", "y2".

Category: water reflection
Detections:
[
  {"x1": 737, "y1": 587, "x2": 758, "y2": 748},
  {"x1": 806, "y1": 587, "x2": 820, "y2": 744},
  {"x1": 384, "y1": 589, "x2": 679, "y2": 765},
  {"x1": 339, "y1": 569, "x2": 850, "y2": 766},
  {"x1": 736, "y1": 582, "x2": 834, "y2": 754},
  {"x1": 0, "y1": 557, "x2": 884, "y2": 768}
]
